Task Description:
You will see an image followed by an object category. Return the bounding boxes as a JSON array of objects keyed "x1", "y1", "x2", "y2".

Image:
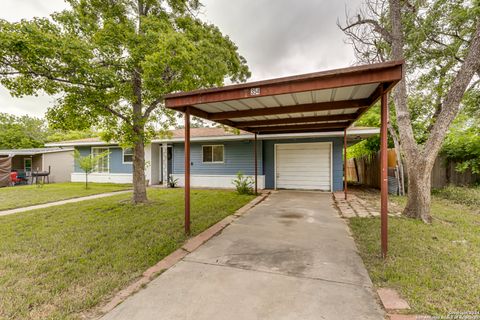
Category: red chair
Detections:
[{"x1": 10, "y1": 172, "x2": 21, "y2": 185}]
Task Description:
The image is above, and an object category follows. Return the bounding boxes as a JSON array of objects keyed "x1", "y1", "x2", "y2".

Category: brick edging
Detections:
[{"x1": 94, "y1": 191, "x2": 270, "y2": 318}]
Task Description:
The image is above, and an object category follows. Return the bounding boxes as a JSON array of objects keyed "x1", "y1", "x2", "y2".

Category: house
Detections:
[
  {"x1": 0, "y1": 147, "x2": 74, "y2": 183},
  {"x1": 46, "y1": 127, "x2": 378, "y2": 191}
]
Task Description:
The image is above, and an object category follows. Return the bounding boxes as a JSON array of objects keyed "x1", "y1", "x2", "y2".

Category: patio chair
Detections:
[
  {"x1": 16, "y1": 171, "x2": 28, "y2": 184},
  {"x1": 10, "y1": 172, "x2": 21, "y2": 186}
]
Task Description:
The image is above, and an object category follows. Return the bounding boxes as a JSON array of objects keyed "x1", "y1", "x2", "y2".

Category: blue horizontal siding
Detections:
[
  {"x1": 74, "y1": 146, "x2": 91, "y2": 172},
  {"x1": 110, "y1": 148, "x2": 132, "y2": 173},
  {"x1": 262, "y1": 137, "x2": 344, "y2": 191},
  {"x1": 172, "y1": 140, "x2": 263, "y2": 175},
  {"x1": 74, "y1": 146, "x2": 132, "y2": 174}
]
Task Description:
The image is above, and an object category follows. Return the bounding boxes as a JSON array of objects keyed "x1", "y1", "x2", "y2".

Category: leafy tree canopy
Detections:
[
  {"x1": 348, "y1": 104, "x2": 395, "y2": 159},
  {"x1": 441, "y1": 88, "x2": 480, "y2": 173},
  {"x1": 0, "y1": 0, "x2": 250, "y2": 145},
  {"x1": 0, "y1": 112, "x2": 99, "y2": 149},
  {"x1": 342, "y1": 0, "x2": 480, "y2": 157},
  {"x1": 0, "y1": 113, "x2": 47, "y2": 149}
]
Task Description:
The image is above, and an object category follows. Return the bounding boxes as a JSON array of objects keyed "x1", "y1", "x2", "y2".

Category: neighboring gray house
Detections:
[
  {"x1": 0, "y1": 147, "x2": 74, "y2": 183},
  {"x1": 46, "y1": 127, "x2": 378, "y2": 191}
]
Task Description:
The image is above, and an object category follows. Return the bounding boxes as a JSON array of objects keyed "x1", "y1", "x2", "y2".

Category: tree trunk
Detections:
[
  {"x1": 132, "y1": 137, "x2": 148, "y2": 203},
  {"x1": 388, "y1": 124, "x2": 405, "y2": 195},
  {"x1": 388, "y1": 0, "x2": 480, "y2": 222},
  {"x1": 131, "y1": 65, "x2": 148, "y2": 204},
  {"x1": 403, "y1": 160, "x2": 432, "y2": 223}
]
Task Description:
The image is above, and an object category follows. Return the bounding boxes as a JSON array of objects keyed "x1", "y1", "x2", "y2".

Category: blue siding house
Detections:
[{"x1": 46, "y1": 127, "x2": 378, "y2": 191}]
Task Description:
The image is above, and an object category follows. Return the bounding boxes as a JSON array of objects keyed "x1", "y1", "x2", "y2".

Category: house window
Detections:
[
  {"x1": 202, "y1": 145, "x2": 224, "y2": 163},
  {"x1": 123, "y1": 148, "x2": 134, "y2": 164},
  {"x1": 92, "y1": 147, "x2": 109, "y2": 173}
]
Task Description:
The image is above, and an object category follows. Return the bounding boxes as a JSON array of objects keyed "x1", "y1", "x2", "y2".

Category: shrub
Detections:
[
  {"x1": 232, "y1": 171, "x2": 254, "y2": 195},
  {"x1": 168, "y1": 174, "x2": 179, "y2": 188},
  {"x1": 432, "y1": 185, "x2": 480, "y2": 208}
]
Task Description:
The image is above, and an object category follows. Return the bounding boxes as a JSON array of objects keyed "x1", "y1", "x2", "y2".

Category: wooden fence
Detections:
[
  {"x1": 430, "y1": 156, "x2": 480, "y2": 188},
  {"x1": 347, "y1": 150, "x2": 479, "y2": 190}
]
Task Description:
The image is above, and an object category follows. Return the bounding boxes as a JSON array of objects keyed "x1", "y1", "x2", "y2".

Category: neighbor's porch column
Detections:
[
  {"x1": 380, "y1": 89, "x2": 389, "y2": 258},
  {"x1": 344, "y1": 129, "x2": 347, "y2": 200},
  {"x1": 184, "y1": 107, "x2": 191, "y2": 235},
  {"x1": 254, "y1": 133, "x2": 258, "y2": 195},
  {"x1": 162, "y1": 143, "x2": 168, "y2": 186}
]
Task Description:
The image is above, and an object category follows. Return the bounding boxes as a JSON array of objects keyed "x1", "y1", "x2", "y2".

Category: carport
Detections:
[{"x1": 164, "y1": 60, "x2": 403, "y2": 257}]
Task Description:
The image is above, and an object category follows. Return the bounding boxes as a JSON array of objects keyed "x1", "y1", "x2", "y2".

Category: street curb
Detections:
[{"x1": 96, "y1": 191, "x2": 270, "y2": 318}]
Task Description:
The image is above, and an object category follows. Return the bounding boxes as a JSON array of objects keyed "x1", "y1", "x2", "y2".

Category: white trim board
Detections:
[
  {"x1": 172, "y1": 174, "x2": 265, "y2": 189},
  {"x1": 71, "y1": 173, "x2": 132, "y2": 184},
  {"x1": 122, "y1": 147, "x2": 134, "y2": 164}
]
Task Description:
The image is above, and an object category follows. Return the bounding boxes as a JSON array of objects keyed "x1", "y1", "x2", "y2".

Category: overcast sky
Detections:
[{"x1": 0, "y1": 0, "x2": 361, "y2": 118}]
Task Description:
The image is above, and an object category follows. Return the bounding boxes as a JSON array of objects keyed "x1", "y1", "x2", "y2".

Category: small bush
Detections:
[
  {"x1": 232, "y1": 171, "x2": 254, "y2": 195},
  {"x1": 168, "y1": 174, "x2": 179, "y2": 188},
  {"x1": 432, "y1": 185, "x2": 480, "y2": 208}
]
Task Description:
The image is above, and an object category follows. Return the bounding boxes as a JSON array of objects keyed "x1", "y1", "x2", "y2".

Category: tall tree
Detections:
[
  {"x1": 0, "y1": 0, "x2": 249, "y2": 203},
  {"x1": 340, "y1": 0, "x2": 480, "y2": 222},
  {"x1": 0, "y1": 113, "x2": 48, "y2": 149}
]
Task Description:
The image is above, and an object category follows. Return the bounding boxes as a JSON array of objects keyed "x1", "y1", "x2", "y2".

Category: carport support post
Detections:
[
  {"x1": 344, "y1": 129, "x2": 347, "y2": 200},
  {"x1": 254, "y1": 133, "x2": 258, "y2": 195},
  {"x1": 380, "y1": 91, "x2": 388, "y2": 258},
  {"x1": 184, "y1": 107, "x2": 191, "y2": 235}
]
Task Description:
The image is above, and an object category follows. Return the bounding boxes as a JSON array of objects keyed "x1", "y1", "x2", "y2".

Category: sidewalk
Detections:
[{"x1": 0, "y1": 190, "x2": 131, "y2": 216}]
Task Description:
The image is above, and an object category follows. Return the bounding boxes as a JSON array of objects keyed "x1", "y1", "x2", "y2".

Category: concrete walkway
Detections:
[
  {"x1": 0, "y1": 190, "x2": 131, "y2": 216},
  {"x1": 102, "y1": 191, "x2": 384, "y2": 320}
]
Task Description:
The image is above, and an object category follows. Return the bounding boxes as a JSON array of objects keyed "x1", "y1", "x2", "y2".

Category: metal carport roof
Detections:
[{"x1": 164, "y1": 60, "x2": 403, "y2": 134}]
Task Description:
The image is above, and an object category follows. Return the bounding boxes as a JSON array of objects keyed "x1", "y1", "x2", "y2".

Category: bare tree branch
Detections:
[
  {"x1": 339, "y1": 16, "x2": 393, "y2": 44},
  {"x1": 425, "y1": 20, "x2": 480, "y2": 156}
]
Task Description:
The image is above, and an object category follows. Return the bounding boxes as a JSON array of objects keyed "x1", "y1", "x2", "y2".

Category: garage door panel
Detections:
[
  {"x1": 277, "y1": 156, "x2": 330, "y2": 162},
  {"x1": 277, "y1": 144, "x2": 330, "y2": 150},
  {"x1": 277, "y1": 184, "x2": 330, "y2": 190},
  {"x1": 277, "y1": 174, "x2": 331, "y2": 180},
  {"x1": 277, "y1": 160, "x2": 330, "y2": 163},
  {"x1": 278, "y1": 171, "x2": 331, "y2": 176},
  {"x1": 276, "y1": 142, "x2": 332, "y2": 191}
]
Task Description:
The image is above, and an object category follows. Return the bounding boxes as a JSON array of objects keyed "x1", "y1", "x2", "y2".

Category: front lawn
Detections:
[
  {"x1": 348, "y1": 189, "x2": 480, "y2": 316},
  {"x1": 0, "y1": 182, "x2": 132, "y2": 211},
  {"x1": 0, "y1": 188, "x2": 255, "y2": 320}
]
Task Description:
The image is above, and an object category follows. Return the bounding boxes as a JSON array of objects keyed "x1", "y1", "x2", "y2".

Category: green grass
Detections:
[
  {"x1": 349, "y1": 195, "x2": 480, "y2": 316},
  {"x1": 0, "y1": 188, "x2": 255, "y2": 320},
  {"x1": 0, "y1": 182, "x2": 132, "y2": 211},
  {"x1": 432, "y1": 185, "x2": 480, "y2": 209}
]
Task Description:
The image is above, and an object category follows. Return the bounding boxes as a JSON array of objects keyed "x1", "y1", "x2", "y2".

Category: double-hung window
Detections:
[
  {"x1": 123, "y1": 148, "x2": 134, "y2": 164},
  {"x1": 92, "y1": 147, "x2": 109, "y2": 173},
  {"x1": 202, "y1": 145, "x2": 224, "y2": 163}
]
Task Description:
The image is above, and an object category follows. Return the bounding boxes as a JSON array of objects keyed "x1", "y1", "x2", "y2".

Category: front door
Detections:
[{"x1": 24, "y1": 158, "x2": 32, "y2": 173}]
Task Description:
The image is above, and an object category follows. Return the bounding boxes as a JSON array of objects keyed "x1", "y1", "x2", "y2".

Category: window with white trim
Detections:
[
  {"x1": 123, "y1": 147, "x2": 134, "y2": 163},
  {"x1": 92, "y1": 147, "x2": 109, "y2": 173},
  {"x1": 202, "y1": 145, "x2": 224, "y2": 163}
]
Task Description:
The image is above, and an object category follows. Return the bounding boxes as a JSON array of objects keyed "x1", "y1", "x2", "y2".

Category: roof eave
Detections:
[{"x1": 153, "y1": 128, "x2": 380, "y2": 143}]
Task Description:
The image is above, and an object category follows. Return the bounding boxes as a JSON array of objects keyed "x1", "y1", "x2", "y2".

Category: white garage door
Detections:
[{"x1": 275, "y1": 142, "x2": 332, "y2": 191}]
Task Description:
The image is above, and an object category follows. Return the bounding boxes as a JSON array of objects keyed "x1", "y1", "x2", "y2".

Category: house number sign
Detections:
[{"x1": 250, "y1": 87, "x2": 261, "y2": 96}]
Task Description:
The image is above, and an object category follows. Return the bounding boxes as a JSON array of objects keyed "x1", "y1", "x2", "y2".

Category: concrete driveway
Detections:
[{"x1": 102, "y1": 191, "x2": 384, "y2": 320}]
